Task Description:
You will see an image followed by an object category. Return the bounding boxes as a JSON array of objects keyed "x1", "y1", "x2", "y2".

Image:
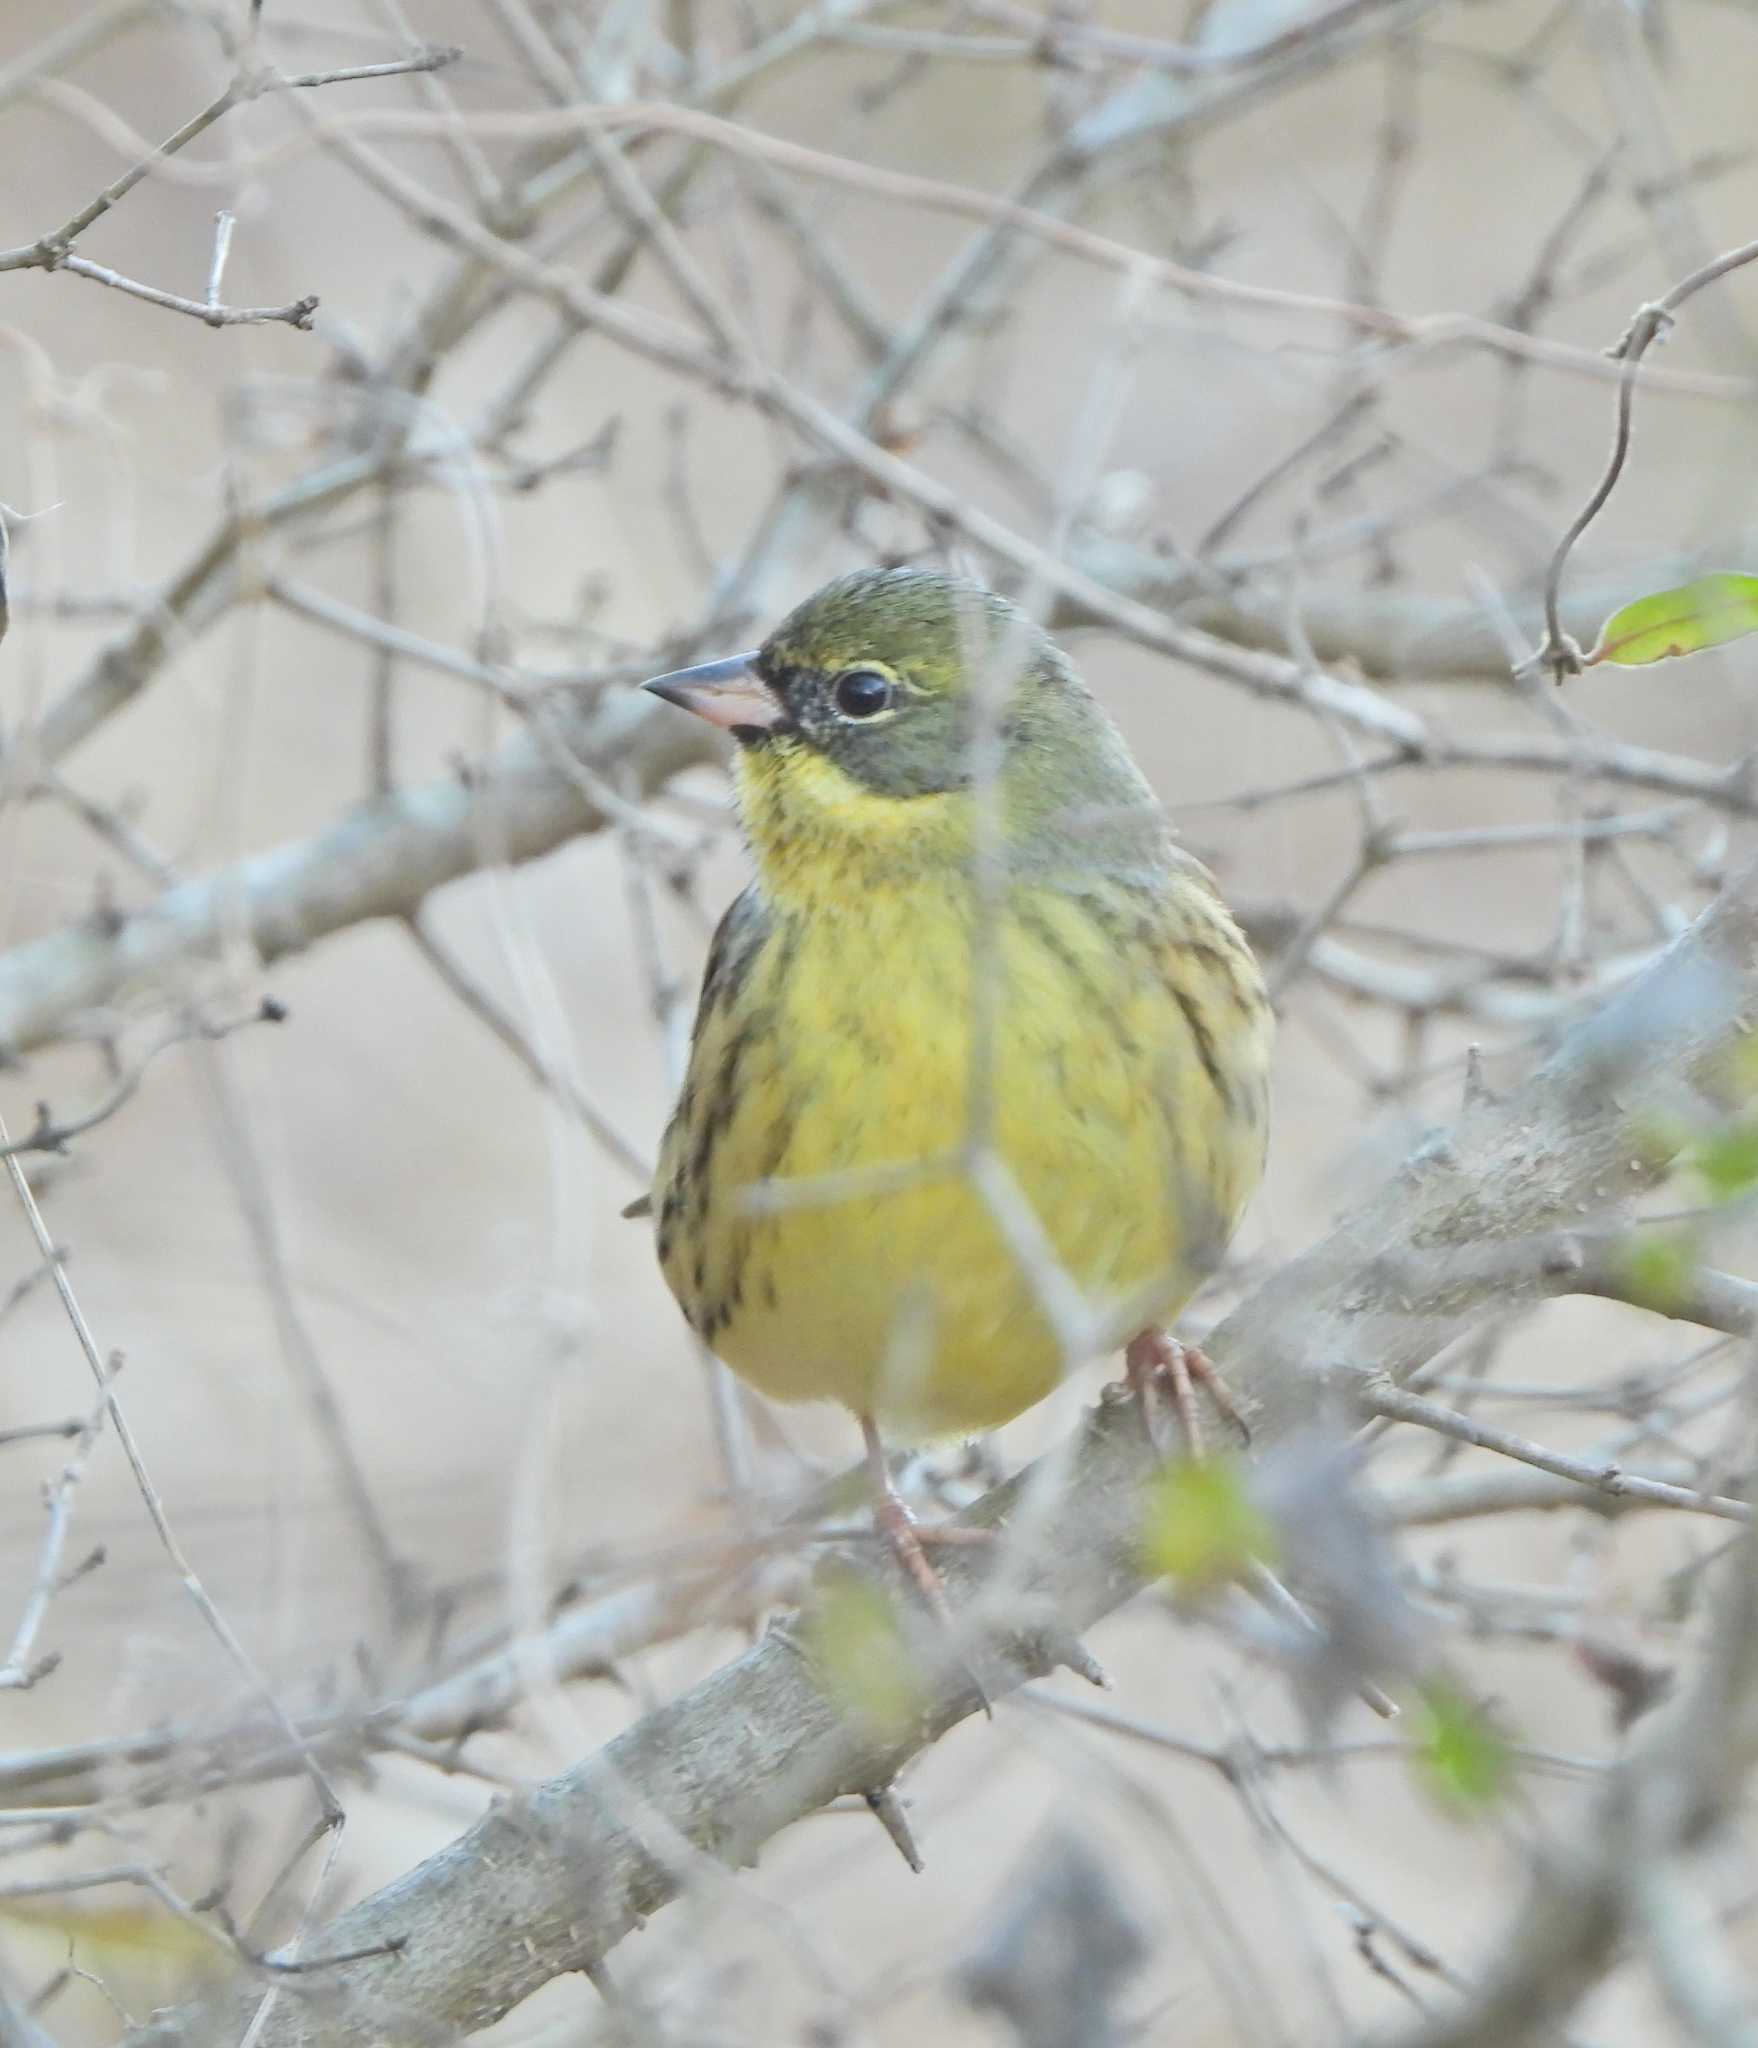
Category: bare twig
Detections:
[
  {"x1": 0, "y1": 691, "x2": 715, "y2": 1058},
  {"x1": 1533, "y1": 234, "x2": 1758, "y2": 679},
  {"x1": 0, "y1": 43, "x2": 460, "y2": 330},
  {"x1": 0, "y1": 1117, "x2": 345, "y2": 1827},
  {"x1": 0, "y1": 999, "x2": 284, "y2": 1159},
  {"x1": 1362, "y1": 1380, "x2": 1752, "y2": 1525}
]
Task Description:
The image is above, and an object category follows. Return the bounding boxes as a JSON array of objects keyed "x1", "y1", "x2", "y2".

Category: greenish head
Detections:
[
  {"x1": 753, "y1": 566, "x2": 1057, "y2": 798},
  {"x1": 645, "y1": 568, "x2": 1164, "y2": 878}
]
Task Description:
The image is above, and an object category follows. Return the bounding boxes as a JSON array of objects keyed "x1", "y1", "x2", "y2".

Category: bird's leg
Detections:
[
  {"x1": 859, "y1": 1415, "x2": 994, "y2": 1718},
  {"x1": 1124, "y1": 1329, "x2": 1251, "y2": 1461},
  {"x1": 860, "y1": 1414, "x2": 959, "y2": 1621}
]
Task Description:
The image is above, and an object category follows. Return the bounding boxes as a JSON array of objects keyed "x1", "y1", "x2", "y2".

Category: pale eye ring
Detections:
[{"x1": 832, "y1": 668, "x2": 893, "y2": 719}]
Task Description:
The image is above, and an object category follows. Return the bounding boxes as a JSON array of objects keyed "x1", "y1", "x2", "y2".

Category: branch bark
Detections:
[
  {"x1": 129, "y1": 856, "x2": 1758, "y2": 2046},
  {"x1": 0, "y1": 692, "x2": 716, "y2": 1059}
]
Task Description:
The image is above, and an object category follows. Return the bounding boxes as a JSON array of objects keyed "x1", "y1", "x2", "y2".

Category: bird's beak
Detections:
[{"x1": 642, "y1": 652, "x2": 783, "y2": 733}]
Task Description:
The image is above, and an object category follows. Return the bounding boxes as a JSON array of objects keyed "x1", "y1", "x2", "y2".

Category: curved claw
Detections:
[{"x1": 1125, "y1": 1331, "x2": 1251, "y2": 1459}]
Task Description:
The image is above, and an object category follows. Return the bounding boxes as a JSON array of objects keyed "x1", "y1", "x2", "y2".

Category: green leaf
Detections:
[
  {"x1": 1140, "y1": 1455, "x2": 1277, "y2": 1591},
  {"x1": 1589, "y1": 573, "x2": 1758, "y2": 668},
  {"x1": 1727, "y1": 1029, "x2": 1758, "y2": 1102},
  {"x1": 1413, "y1": 1682, "x2": 1511, "y2": 1817},
  {"x1": 804, "y1": 1575, "x2": 924, "y2": 1740},
  {"x1": 1614, "y1": 1229, "x2": 1700, "y2": 1316},
  {"x1": 1693, "y1": 1117, "x2": 1758, "y2": 1203}
]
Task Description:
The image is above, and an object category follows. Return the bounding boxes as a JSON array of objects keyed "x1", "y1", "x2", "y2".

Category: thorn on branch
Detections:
[
  {"x1": 863, "y1": 1784, "x2": 924, "y2": 1873},
  {"x1": 581, "y1": 1956, "x2": 616, "y2": 2001},
  {"x1": 1019, "y1": 1623, "x2": 1112, "y2": 1690}
]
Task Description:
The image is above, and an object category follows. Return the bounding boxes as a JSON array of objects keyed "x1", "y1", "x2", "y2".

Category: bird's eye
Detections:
[{"x1": 832, "y1": 668, "x2": 893, "y2": 719}]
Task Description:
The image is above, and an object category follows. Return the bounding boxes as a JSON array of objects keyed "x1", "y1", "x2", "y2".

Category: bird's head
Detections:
[{"x1": 644, "y1": 567, "x2": 1162, "y2": 895}]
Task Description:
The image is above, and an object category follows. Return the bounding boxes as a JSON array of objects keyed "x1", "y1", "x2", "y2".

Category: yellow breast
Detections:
[{"x1": 655, "y1": 867, "x2": 1270, "y2": 1441}]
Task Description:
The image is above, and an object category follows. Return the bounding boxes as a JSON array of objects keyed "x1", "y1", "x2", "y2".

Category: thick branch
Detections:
[
  {"x1": 130, "y1": 856, "x2": 1758, "y2": 2046},
  {"x1": 0, "y1": 693, "x2": 715, "y2": 1058}
]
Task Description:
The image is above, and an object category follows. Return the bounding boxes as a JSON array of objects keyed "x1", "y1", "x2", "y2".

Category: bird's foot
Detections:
[
  {"x1": 862, "y1": 1416, "x2": 993, "y2": 1717},
  {"x1": 1124, "y1": 1329, "x2": 1251, "y2": 1462}
]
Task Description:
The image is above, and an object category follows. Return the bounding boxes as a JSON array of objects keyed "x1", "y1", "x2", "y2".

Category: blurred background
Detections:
[{"x1": 1, "y1": 0, "x2": 1757, "y2": 2040}]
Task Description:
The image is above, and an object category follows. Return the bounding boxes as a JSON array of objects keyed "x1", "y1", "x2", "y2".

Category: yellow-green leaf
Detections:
[
  {"x1": 1413, "y1": 1682, "x2": 1511, "y2": 1817},
  {"x1": 805, "y1": 1575, "x2": 924, "y2": 1740},
  {"x1": 1141, "y1": 1455, "x2": 1277, "y2": 1591},
  {"x1": 1589, "y1": 573, "x2": 1758, "y2": 668},
  {"x1": 1614, "y1": 1229, "x2": 1700, "y2": 1316},
  {"x1": 1692, "y1": 1118, "x2": 1758, "y2": 1203},
  {"x1": 1718, "y1": 1029, "x2": 1758, "y2": 1106}
]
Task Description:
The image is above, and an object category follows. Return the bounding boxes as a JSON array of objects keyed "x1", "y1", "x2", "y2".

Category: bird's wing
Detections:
[{"x1": 623, "y1": 885, "x2": 773, "y2": 1225}]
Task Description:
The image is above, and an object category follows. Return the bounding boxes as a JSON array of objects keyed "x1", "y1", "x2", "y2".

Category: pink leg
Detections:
[
  {"x1": 860, "y1": 1415, "x2": 992, "y2": 1715},
  {"x1": 862, "y1": 1414, "x2": 958, "y2": 1620}
]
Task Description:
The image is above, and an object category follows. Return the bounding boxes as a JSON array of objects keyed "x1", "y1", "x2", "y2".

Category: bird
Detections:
[{"x1": 638, "y1": 566, "x2": 1273, "y2": 1608}]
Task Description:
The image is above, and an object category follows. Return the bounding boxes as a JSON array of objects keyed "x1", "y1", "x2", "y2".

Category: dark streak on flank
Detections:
[
  {"x1": 1168, "y1": 979, "x2": 1232, "y2": 1114},
  {"x1": 1015, "y1": 899, "x2": 1141, "y2": 1059}
]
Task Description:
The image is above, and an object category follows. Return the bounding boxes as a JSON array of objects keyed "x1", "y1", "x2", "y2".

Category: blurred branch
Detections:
[
  {"x1": 8, "y1": 23, "x2": 793, "y2": 773},
  {"x1": 0, "y1": 686, "x2": 1741, "y2": 1060},
  {"x1": 0, "y1": 690, "x2": 716, "y2": 1059},
  {"x1": 1362, "y1": 1380, "x2": 1751, "y2": 1522},
  {"x1": 130, "y1": 855, "x2": 1758, "y2": 2047},
  {"x1": 16, "y1": 451, "x2": 386, "y2": 769},
  {"x1": 7, "y1": 1, "x2": 1758, "y2": 2031},
  {"x1": 0, "y1": 1417, "x2": 1723, "y2": 1812},
  {"x1": 1063, "y1": 536, "x2": 1726, "y2": 683},
  {"x1": 20, "y1": 1, "x2": 1735, "y2": 798},
  {"x1": 0, "y1": 1352, "x2": 114, "y2": 1693},
  {"x1": 1378, "y1": 1502, "x2": 1758, "y2": 2048},
  {"x1": 0, "y1": 1990, "x2": 59, "y2": 2048},
  {"x1": 321, "y1": 96, "x2": 1758, "y2": 401}
]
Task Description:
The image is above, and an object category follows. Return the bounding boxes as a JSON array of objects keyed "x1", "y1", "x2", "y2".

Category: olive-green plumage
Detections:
[{"x1": 646, "y1": 567, "x2": 1272, "y2": 1441}]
